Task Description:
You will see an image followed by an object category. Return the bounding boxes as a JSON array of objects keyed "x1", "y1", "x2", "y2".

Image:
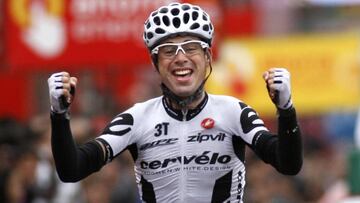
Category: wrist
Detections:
[
  {"x1": 50, "y1": 107, "x2": 70, "y2": 120},
  {"x1": 277, "y1": 96, "x2": 292, "y2": 110},
  {"x1": 277, "y1": 105, "x2": 296, "y2": 117},
  {"x1": 51, "y1": 105, "x2": 68, "y2": 114}
]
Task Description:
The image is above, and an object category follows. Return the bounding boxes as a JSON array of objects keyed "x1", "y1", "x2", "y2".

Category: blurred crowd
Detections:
[{"x1": 0, "y1": 70, "x2": 359, "y2": 203}]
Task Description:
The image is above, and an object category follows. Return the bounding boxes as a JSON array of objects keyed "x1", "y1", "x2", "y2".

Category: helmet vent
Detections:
[
  {"x1": 203, "y1": 24, "x2": 209, "y2": 31},
  {"x1": 190, "y1": 23, "x2": 200, "y2": 30},
  {"x1": 155, "y1": 28, "x2": 165, "y2": 34},
  {"x1": 171, "y1": 8, "x2": 180, "y2": 16},
  {"x1": 159, "y1": 8, "x2": 168, "y2": 13},
  {"x1": 154, "y1": 16, "x2": 161, "y2": 25},
  {"x1": 192, "y1": 11, "x2": 199, "y2": 21},
  {"x1": 182, "y1": 4, "x2": 191, "y2": 10},
  {"x1": 183, "y1": 13, "x2": 190, "y2": 24},
  {"x1": 202, "y1": 13, "x2": 208, "y2": 21},
  {"x1": 147, "y1": 32, "x2": 154, "y2": 39},
  {"x1": 173, "y1": 17, "x2": 181, "y2": 28},
  {"x1": 162, "y1": 16, "x2": 170, "y2": 26}
]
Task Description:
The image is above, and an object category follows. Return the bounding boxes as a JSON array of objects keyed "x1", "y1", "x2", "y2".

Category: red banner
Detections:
[
  {"x1": 4, "y1": 0, "x2": 222, "y2": 70},
  {"x1": 0, "y1": 2, "x2": 4, "y2": 67},
  {"x1": 4, "y1": 0, "x2": 171, "y2": 69}
]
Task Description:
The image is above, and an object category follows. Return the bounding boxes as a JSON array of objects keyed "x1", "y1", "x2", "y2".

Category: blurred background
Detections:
[{"x1": 0, "y1": 0, "x2": 360, "y2": 202}]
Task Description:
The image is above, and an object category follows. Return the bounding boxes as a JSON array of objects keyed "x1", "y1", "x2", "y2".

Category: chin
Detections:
[{"x1": 173, "y1": 89, "x2": 195, "y2": 98}]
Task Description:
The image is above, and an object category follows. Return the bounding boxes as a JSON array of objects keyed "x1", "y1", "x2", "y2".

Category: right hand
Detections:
[
  {"x1": 48, "y1": 72, "x2": 77, "y2": 114},
  {"x1": 262, "y1": 68, "x2": 293, "y2": 110}
]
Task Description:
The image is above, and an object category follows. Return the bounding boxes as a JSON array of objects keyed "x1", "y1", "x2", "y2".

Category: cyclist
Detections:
[{"x1": 48, "y1": 2, "x2": 302, "y2": 203}]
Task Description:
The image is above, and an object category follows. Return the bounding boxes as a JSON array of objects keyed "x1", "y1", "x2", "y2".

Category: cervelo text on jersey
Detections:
[
  {"x1": 140, "y1": 132, "x2": 226, "y2": 151},
  {"x1": 140, "y1": 151, "x2": 232, "y2": 170}
]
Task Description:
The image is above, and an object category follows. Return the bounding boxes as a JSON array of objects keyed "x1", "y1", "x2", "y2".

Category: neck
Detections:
[
  {"x1": 166, "y1": 91, "x2": 205, "y2": 110},
  {"x1": 161, "y1": 82, "x2": 206, "y2": 110}
]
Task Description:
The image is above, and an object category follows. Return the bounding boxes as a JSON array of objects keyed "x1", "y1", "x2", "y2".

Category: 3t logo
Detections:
[{"x1": 154, "y1": 122, "x2": 169, "y2": 137}]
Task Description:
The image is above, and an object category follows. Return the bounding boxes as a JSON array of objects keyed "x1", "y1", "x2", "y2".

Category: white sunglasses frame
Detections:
[{"x1": 151, "y1": 40, "x2": 209, "y2": 56}]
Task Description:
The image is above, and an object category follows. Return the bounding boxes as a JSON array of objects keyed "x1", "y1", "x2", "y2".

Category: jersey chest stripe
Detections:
[
  {"x1": 211, "y1": 170, "x2": 232, "y2": 203},
  {"x1": 140, "y1": 175, "x2": 156, "y2": 203}
]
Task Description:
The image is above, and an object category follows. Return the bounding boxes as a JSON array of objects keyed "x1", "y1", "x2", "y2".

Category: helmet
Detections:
[{"x1": 143, "y1": 3, "x2": 214, "y2": 50}]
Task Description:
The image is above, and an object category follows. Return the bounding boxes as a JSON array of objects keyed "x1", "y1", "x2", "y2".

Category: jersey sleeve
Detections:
[
  {"x1": 232, "y1": 100, "x2": 269, "y2": 145},
  {"x1": 96, "y1": 107, "x2": 140, "y2": 163},
  {"x1": 231, "y1": 99, "x2": 302, "y2": 175}
]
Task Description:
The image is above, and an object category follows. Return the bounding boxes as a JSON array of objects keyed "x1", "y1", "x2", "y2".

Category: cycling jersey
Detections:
[
  {"x1": 51, "y1": 93, "x2": 302, "y2": 203},
  {"x1": 96, "y1": 94, "x2": 270, "y2": 203}
]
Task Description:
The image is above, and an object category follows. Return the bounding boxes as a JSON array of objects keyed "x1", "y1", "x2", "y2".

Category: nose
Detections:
[
  {"x1": 175, "y1": 46, "x2": 186, "y2": 56},
  {"x1": 173, "y1": 47, "x2": 188, "y2": 62},
  {"x1": 173, "y1": 50, "x2": 189, "y2": 64}
]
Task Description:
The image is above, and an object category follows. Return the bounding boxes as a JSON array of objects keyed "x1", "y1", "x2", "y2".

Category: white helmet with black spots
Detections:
[{"x1": 143, "y1": 2, "x2": 214, "y2": 50}]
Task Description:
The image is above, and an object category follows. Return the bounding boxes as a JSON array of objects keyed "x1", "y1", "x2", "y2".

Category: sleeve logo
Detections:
[
  {"x1": 239, "y1": 102, "x2": 265, "y2": 134},
  {"x1": 102, "y1": 113, "x2": 134, "y2": 136}
]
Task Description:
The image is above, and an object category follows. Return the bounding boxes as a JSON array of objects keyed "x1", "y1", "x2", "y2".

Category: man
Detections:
[{"x1": 48, "y1": 2, "x2": 302, "y2": 203}]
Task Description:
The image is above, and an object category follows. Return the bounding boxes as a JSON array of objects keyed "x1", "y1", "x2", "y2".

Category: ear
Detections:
[
  {"x1": 205, "y1": 48, "x2": 212, "y2": 65},
  {"x1": 151, "y1": 55, "x2": 160, "y2": 72}
]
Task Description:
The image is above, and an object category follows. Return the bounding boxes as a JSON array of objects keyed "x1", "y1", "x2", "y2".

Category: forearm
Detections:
[
  {"x1": 275, "y1": 107, "x2": 303, "y2": 175},
  {"x1": 252, "y1": 107, "x2": 302, "y2": 175},
  {"x1": 51, "y1": 113, "x2": 105, "y2": 182}
]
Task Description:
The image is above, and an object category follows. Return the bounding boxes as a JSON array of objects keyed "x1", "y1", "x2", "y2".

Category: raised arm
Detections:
[
  {"x1": 252, "y1": 68, "x2": 303, "y2": 175},
  {"x1": 48, "y1": 72, "x2": 106, "y2": 182}
]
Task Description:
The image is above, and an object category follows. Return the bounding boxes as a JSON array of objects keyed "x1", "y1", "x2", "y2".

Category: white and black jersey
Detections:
[
  {"x1": 51, "y1": 93, "x2": 302, "y2": 203},
  {"x1": 95, "y1": 94, "x2": 291, "y2": 203}
]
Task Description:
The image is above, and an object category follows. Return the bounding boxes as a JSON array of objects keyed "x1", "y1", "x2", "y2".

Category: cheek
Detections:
[
  {"x1": 157, "y1": 61, "x2": 169, "y2": 74},
  {"x1": 198, "y1": 60, "x2": 208, "y2": 75}
]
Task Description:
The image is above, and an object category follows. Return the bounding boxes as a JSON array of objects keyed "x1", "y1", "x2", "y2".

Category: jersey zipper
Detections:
[
  {"x1": 181, "y1": 109, "x2": 188, "y2": 121},
  {"x1": 180, "y1": 108, "x2": 188, "y2": 202}
]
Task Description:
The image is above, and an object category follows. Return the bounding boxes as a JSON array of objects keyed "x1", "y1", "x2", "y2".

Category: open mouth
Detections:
[{"x1": 172, "y1": 69, "x2": 193, "y2": 77}]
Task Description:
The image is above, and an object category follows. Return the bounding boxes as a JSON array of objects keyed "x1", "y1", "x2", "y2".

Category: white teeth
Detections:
[{"x1": 174, "y1": 69, "x2": 191, "y2": 76}]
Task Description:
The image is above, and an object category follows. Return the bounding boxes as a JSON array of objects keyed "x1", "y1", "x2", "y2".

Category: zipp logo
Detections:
[
  {"x1": 140, "y1": 151, "x2": 231, "y2": 170},
  {"x1": 187, "y1": 133, "x2": 226, "y2": 143},
  {"x1": 102, "y1": 113, "x2": 134, "y2": 136}
]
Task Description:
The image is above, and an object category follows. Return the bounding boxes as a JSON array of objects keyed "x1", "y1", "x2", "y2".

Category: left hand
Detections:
[{"x1": 263, "y1": 68, "x2": 293, "y2": 110}]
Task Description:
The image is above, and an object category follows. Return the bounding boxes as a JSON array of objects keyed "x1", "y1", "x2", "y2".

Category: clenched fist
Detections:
[
  {"x1": 48, "y1": 72, "x2": 77, "y2": 113},
  {"x1": 263, "y1": 68, "x2": 293, "y2": 110}
]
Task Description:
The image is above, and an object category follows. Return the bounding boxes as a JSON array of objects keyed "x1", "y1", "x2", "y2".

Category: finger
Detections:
[
  {"x1": 61, "y1": 88, "x2": 71, "y2": 99},
  {"x1": 262, "y1": 71, "x2": 269, "y2": 81},
  {"x1": 70, "y1": 77, "x2": 78, "y2": 88},
  {"x1": 61, "y1": 71, "x2": 70, "y2": 77}
]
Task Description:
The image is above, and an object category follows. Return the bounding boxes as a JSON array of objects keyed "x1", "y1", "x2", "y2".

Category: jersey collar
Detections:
[{"x1": 162, "y1": 93, "x2": 208, "y2": 121}]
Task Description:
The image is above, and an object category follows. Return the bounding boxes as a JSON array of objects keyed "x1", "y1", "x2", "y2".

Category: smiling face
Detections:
[{"x1": 155, "y1": 36, "x2": 210, "y2": 99}]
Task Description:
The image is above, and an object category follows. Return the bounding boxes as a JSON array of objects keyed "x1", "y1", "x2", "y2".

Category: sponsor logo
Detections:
[
  {"x1": 239, "y1": 102, "x2": 265, "y2": 134},
  {"x1": 102, "y1": 113, "x2": 134, "y2": 136},
  {"x1": 9, "y1": 0, "x2": 66, "y2": 58},
  {"x1": 140, "y1": 151, "x2": 231, "y2": 170},
  {"x1": 140, "y1": 138, "x2": 178, "y2": 151},
  {"x1": 142, "y1": 165, "x2": 232, "y2": 175},
  {"x1": 201, "y1": 118, "x2": 215, "y2": 129},
  {"x1": 187, "y1": 132, "x2": 226, "y2": 143}
]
